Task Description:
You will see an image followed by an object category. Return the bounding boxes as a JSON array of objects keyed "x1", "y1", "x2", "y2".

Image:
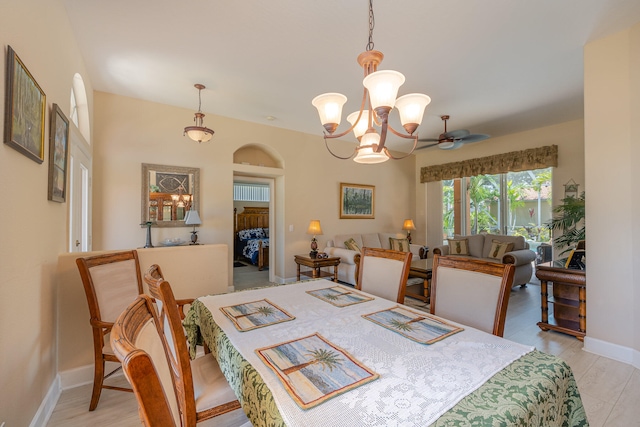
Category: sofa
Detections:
[
  {"x1": 432, "y1": 234, "x2": 536, "y2": 286},
  {"x1": 324, "y1": 233, "x2": 427, "y2": 286}
]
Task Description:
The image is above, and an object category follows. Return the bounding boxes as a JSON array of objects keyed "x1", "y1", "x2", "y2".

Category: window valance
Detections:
[{"x1": 420, "y1": 145, "x2": 557, "y2": 183}]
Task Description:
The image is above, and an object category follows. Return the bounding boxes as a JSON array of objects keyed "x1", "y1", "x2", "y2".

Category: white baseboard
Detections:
[
  {"x1": 30, "y1": 376, "x2": 61, "y2": 427},
  {"x1": 58, "y1": 364, "x2": 95, "y2": 390},
  {"x1": 584, "y1": 336, "x2": 640, "y2": 369}
]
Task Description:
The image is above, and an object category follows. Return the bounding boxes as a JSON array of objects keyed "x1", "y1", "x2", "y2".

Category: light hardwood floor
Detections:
[{"x1": 48, "y1": 281, "x2": 640, "y2": 426}]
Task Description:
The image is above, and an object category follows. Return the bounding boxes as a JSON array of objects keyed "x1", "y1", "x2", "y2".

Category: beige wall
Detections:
[
  {"x1": 584, "y1": 23, "x2": 640, "y2": 360},
  {"x1": 0, "y1": 0, "x2": 93, "y2": 424},
  {"x1": 414, "y1": 119, "x2": 585, "y2": 252},
  {"x1": 92, "y1": 92, "x2": 418, "y2": 284}
]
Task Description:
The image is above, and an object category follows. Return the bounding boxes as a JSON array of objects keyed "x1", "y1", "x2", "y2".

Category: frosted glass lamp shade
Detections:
[
  {"x1": 312, "y1": 93, "x2": 348, "y2": 133},
  {"x1": 354, "y1": 131, "x2": 388, "y2": 164},
  {"x1": 184, "y1": 127, "x2": 214, "y2": 143},
  {"x1": 362, "y1": 70, "x2": 405, "y2": 110},
  {"x1": 395, "y1": 94, "x2": 431, "y2": 126},
  {"x1": 347, "y1": 110, "x2": 371, "y2": 140}
]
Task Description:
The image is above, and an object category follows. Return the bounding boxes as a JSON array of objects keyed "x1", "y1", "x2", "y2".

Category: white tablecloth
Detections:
[{"x1": 197, "y1": 280, "x2": 533, "y2": 427}]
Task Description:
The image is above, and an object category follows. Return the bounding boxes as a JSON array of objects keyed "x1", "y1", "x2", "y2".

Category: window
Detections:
[
  {"x1": 233, "y1": 182, "x2": 270, "y2": 202},
  {"x1": 442, "y1": 168, "x2": 552, "y2": 247}
]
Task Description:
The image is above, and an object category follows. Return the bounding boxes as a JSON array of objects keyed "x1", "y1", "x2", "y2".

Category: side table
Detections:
[
  {"x1": 294, "y1": 254, "x2": 341, "y2": 282},
  {"x1": 406, "y1": 258, "x2": 433, "y2": 303},
  {"x1": 536, "y1": 263, "x2": 586, "y2": 340}
]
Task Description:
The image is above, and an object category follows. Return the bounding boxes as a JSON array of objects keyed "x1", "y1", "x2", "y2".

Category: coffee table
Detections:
[{"x1": 406, "y1": 258, "x2": 433, "y2": 303}]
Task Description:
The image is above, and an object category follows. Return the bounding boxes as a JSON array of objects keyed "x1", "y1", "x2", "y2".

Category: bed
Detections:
[{"x1": 234, "y1": 207, "x2": 269, "y2": 271}]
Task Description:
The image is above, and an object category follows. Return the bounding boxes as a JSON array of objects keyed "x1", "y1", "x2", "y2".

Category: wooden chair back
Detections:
[
  {"x1": 111, "y1": 295, "x2": 180, "y2": 426},
  {"x1": 143, "y1": 264, "x2": 242, "y2": 426},
  {"x1": 430, "y1": 255, "x2": 515, "y2": 337},
  {"x1": 356, "y1": 247, "x2": 413, "y2": 303},
  {"x1": 76, "y1": 250, "x2": 143, "y2": 410}
]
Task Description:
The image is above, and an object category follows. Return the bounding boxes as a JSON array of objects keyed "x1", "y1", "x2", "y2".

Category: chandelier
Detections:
[
  {"x1": 184, "y1": 83, "x2": 214, "y2": 143},
  {"x1": 312, "y1": 0, "x2": 431, "y2": 164}
]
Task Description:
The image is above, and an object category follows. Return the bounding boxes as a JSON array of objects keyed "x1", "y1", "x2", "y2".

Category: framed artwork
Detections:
[
  {"x1": 4, "y1": 45, "x2": 46, "y2": 164},
  {"x1": 340, "y1": 183, "x2": 375, "y2": 219},
  {"x1": 48, "y1": 104, "x2": 70, "y2": 202}
]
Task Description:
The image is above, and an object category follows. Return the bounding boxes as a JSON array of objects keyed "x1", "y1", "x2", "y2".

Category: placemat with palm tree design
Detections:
[
  {"x1": 255, "y1": 333, "x2": 379, "y2": 409},
  {"x1": 306, "y1": 285, "x2": 374, "y2": 307},
  {"x1": 220, "y1": 299, "x2": 295, "y2": 331},
  {"x1": 363, "y1": 306, "x2": 463, "y2": 344}
]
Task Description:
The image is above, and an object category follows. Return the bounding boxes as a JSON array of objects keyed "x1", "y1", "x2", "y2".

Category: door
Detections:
[{"x1": 68, "y1": 125, "x2": 92, "y2": 252}]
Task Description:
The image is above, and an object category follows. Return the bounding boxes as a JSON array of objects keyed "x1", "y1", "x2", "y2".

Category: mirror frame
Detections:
[{"x1": 141, "y1": 163, "x2": 200, "y2": 228}]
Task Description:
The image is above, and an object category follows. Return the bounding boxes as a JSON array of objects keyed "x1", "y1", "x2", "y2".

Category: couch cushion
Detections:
[
  {"x1": 455, "y1": 234, "x2": 485, "y2": 258},
  {"x1": 447, "y1": 238, "x2": 469, "y2": 255},
  {"x1": 481, "y1": 234, "x2": 526, "y2": 258},
  {"x1": 362, "y1": 233, "x2": 383, "y2": 249},
  {"x1": 376, "y1": 233, "x2": 402, "y2": 249},
  {"x1": 389, "y1": 237, "x2": 410, "y2": 252},
  {"x1": 344, "y1": 238, "x2": 361, "y2": 252},
  {"x1": 487, "y1": 240, "x2": 514, "y2": 259},
  {"x1": 334, "y1": 234, "x2": 364, "y2": 250}
]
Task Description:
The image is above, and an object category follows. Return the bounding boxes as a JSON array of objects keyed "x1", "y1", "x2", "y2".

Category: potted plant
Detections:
[{"x1": 546, "y1": 191, "x2": 585, "y2": 255}]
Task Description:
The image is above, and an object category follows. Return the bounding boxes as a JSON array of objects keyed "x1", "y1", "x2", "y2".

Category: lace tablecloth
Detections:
[{"x1": 185, "y1": 280, "x2": 588, "y2": 427}]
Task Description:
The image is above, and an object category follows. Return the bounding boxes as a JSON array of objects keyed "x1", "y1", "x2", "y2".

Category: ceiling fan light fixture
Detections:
[
  {"x1": 438, "y1": 140, "x2": 455, "y2": 149},
  {"x1": 184, "y1": 84, "x2": 214, "y2": 143}
]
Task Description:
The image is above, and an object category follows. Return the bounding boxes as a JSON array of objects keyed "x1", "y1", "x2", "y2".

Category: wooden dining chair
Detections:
[
  {"x1": 356, "y1": 247, "x2": 413, "y2": 303},
  {"x1": 111, "y1": 295, "x2": 181, "y2": 426},
  {"x1": 76, "y1": 250, "x2": 143, "y2": 410},
  {"x1": 143, "y1": 264, "x2": 245, "y2": 426},
  {"x1": 430, "y1": 255, "x2": 515, "y2": 337}
]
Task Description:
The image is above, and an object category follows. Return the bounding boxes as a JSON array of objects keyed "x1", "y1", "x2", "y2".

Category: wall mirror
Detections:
[{"x1": 141, "y1": 163, "x2": 200, "y2": 227}]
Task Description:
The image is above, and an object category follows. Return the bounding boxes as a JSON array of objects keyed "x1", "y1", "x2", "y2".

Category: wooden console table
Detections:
[
  {"x1": 294, "y1": 254, "x2": 341, "y2": 282},
  {"x1": 535, "y1": 263, "x2": 586, "y2": 340}
]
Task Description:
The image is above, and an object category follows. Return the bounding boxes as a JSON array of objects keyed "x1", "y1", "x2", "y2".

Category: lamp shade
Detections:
[
  {"x1": 354, "y1": 132, "x2": 388, "y2": 164},
  {"x1": 184, "y1": 126, "x2": 214, "y2": 143},
  {"x1": 311, "y1": 93, "x2": 348, "y2": 128},
  {"x1": 307, "y1": 220, "x2": 323, "y2": 236},
  {"x1": 184, "y1": 210, "x2": 202, "y2": 225},
  {"x1": 347, "y1": 110, "x2": 371, "y2": 140},
  {"x1": 395, "y1": 93, "x2": 431, "y2": 126},
  {"x1": 402, "y1": 219, "x2": 416, "y2": 231},
  {"x1": 362, "y1": 70, "x2": 405, "y2": 110}
]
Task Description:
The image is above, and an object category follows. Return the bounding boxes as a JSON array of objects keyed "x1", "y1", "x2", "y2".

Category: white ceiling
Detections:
[{"x1": 61, "y1": 0, "x2": 640, "y2": 151}]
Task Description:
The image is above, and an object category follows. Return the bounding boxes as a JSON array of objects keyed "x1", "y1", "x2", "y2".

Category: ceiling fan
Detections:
[{"x1": 417, "y1": 115, "x2": 490, "y2": 150}]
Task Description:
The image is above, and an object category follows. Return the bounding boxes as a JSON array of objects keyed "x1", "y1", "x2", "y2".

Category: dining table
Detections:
[{"x1": 184, "y1": 279, "x2": 588, "y2": 427}]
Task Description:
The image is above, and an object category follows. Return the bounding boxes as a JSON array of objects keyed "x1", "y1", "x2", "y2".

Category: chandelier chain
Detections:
[{"x1": 366, "y1": 0, "x2": 375, "y2": 51}]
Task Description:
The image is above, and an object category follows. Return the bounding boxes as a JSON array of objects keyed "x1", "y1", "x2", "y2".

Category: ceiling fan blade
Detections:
[
  {"x1": 415, "y1": 142, "x2": 440, "y2": 150},
  {"x1": 417, "y1": 138, "x2": 440, "y2": 142},
  {"x1": 460, "y1": 134, "x2": 490, "y2": 144},
  {"x1": 443, "y1": 129, "x2": 470, "y2": 139},
  {"x1": 438, "y1": 141, "x2": 464, "y2": 150}
]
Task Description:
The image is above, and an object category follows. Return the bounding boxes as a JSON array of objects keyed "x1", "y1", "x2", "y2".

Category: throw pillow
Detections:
[
  {"x1": 488, "y1": 239, "x2": 515, "y2": 259},
  {"x1": 344, "y1": 238, "x2": 361, "y2": 253},
  {"x1": 389, "y1": 237, "x2": 410, "y2": 252},
  {"x1": 447, "y1": 238, "x2": 469, "y2": 255}
]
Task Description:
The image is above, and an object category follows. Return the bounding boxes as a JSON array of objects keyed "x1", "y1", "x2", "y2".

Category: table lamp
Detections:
[
  {"x1": 402, "y1": 219, "x2": 416, "y2": 244},
  {"x1": 184, "y1": 209, "x2": 202, "y2": 245},
  {"x1": 307, "y1": 220, "x2": 323, "y2": 258}
]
